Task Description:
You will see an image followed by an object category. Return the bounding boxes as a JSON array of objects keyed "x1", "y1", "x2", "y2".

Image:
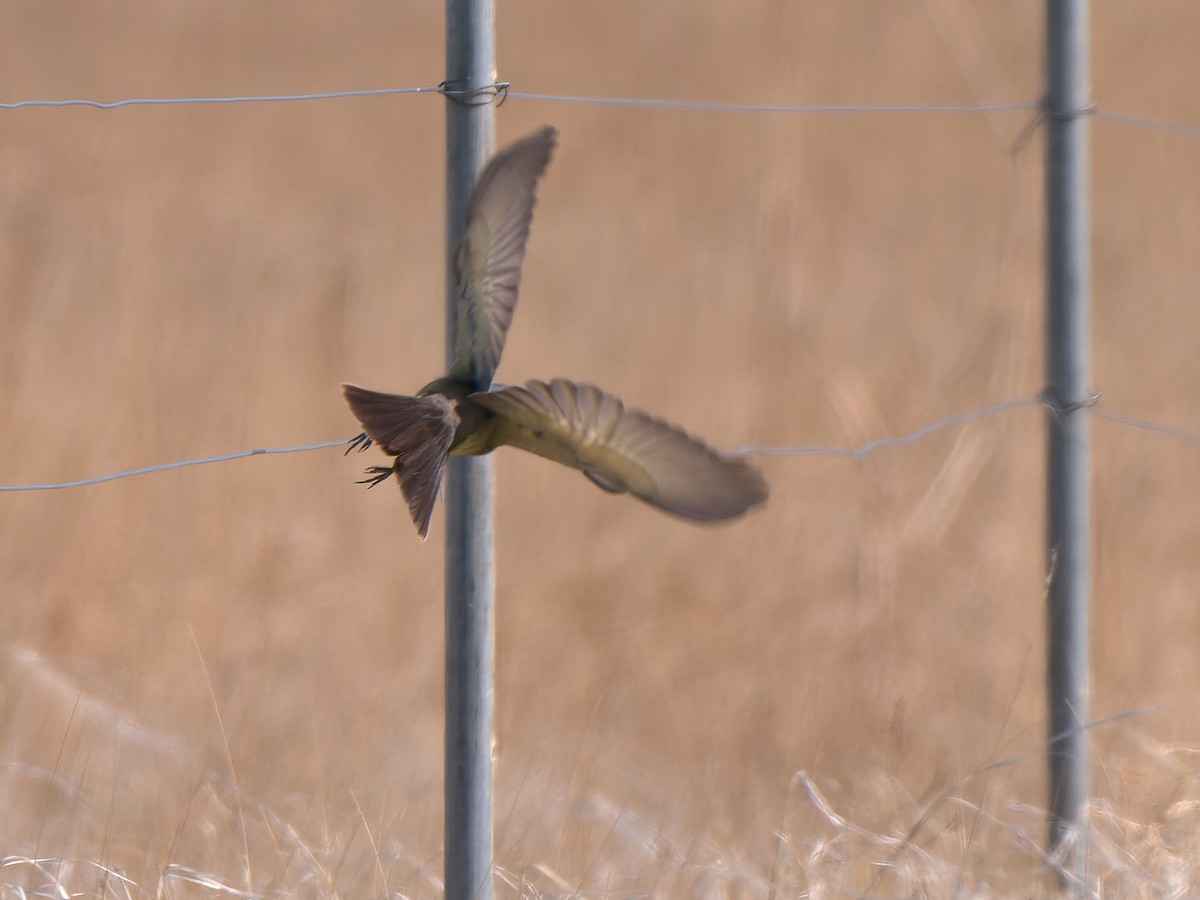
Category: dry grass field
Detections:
[{"x1": 3, "y1": 1, "x2": 1200, "y2": 896}]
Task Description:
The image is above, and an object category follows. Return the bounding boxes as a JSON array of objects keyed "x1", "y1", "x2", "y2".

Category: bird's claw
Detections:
[
  {"x1": 345, "y1": 432, "x2": 373, "y2": 455},
  {"x1": 357, "y1": 466, "x2": 393, "y2": 488}
]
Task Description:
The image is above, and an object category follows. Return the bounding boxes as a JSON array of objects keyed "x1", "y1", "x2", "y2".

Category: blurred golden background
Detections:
[{"x1": 3, "y1": 1, "x2": 1200, "y2": 894}]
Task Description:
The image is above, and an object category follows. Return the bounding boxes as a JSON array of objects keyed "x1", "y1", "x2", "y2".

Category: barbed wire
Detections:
[
  {"x1": 0, "y1": 441, "x2": 345, "y2": 492},
  {"x1": 3, "y1": 399, "x2": 1199, "y2": 493},
  {"x1": 0, "y1": 87, "x2": 1037, "y2": 115},
  {"x1": 1090, "y1": 409, "x2": 1200, "y2": 447},
  {"x1": 4, "y1": 84, "x2": 1200, "y2": 142},
  {"x1": 504, "y1": 92, "x2": 1039, "y2": 116},
  {"x1": 1092, "y1": 109, "x2": 1200, "y2": 141},
  {"x1": 0, "y1": 86, "x2": 443, "y2": 110},
  {"x1": 738, "y1": 397, "x2": 1042, "y2": 459}
]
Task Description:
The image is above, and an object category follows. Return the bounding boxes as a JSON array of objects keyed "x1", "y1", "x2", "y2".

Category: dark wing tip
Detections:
[
  {"x1": 511, "y1": 125, "x2": 558, "y2": 159},
  {"x1": 719, "y1": 454, "x2": 770, "y2": 517}
]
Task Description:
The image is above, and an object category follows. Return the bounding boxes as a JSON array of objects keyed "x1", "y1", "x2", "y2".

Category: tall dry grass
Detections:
[{"x1": 3, "y1": 1, "x2": 1200, "y2": 895}]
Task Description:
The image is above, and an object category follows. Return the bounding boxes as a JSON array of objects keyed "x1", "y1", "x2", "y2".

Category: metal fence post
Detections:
[
  {"x1": 1044, "y1": 0, "x2": 1092, "y2": 885},
  {"x1": 444, "y1": 0, "x2": 496, "y2": 896}
]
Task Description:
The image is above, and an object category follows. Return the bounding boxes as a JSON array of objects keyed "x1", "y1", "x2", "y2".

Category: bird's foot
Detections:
[
  {"x1": 357, "y1": 466, "x2": 394, "y2": 488},
  {"x1": 345, "y1": 432, "x2": 373, "y2": 455}
]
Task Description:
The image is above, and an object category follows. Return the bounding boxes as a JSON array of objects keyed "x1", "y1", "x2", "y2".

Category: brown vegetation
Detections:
[{"x1": 3, "y1": 1, "x2": 1200, "y2": 894}]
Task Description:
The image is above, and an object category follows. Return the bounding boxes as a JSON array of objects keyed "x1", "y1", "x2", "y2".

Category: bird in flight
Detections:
[{"x1": 343, "y1": 126, "x2": 768, "y2": 538}]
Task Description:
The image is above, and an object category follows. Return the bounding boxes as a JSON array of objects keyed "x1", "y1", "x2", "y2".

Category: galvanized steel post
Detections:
[
  {"x1": 1044, "y1": 0, "x2": 1092, "y2": 885},
  {"x1": 444, "y1": 0, "x2": 496, "y2": 895}
]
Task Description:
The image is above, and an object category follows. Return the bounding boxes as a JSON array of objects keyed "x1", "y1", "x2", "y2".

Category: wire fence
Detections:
[
  {"x1": 3, "y1": 85, "x2": 1200, "y2": 142},
  {"x1": 0, "y1": 84, "x2": 1198, "y2": 491},
  {"x1": 4, "y1": 58, "x2": 1200, "y2": 896},
  {"x1": 1, "y1": 396, "x2": 1199, "y2": 492}
]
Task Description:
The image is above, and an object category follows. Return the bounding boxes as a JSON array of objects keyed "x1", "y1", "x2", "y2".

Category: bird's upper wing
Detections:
[
  {"x1": 473, "y1": 378, "x2": 768, "y2": 522},
  {"x1": 342, "y1": 384, "x2": 458, "y2": 537},
  {"x1": 449, "y1": 126, "x2": 557, "y2": 389}
]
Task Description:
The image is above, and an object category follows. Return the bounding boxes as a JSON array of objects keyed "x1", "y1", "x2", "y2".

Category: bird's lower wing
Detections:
[
  {"x1": 472, "y1": 379, "x2": 768, "y2": 522},
  {"x1": 342, "y1": 384, "x2": 458, "y2": 538}
]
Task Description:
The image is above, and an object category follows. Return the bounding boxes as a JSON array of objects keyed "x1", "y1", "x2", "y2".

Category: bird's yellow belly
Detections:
[
  {"x1": 448, "y1": 397, "x2": 501, "y2": 456},
  {"x1": 450, "y1": 429, "x2": 495, "y2": 456}
]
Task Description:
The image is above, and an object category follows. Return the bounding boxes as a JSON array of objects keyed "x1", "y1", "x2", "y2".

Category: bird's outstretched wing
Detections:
[
  {"x1": 342, "y1": 384, "x2": 458, "y2": 538},
  {"x1": 449, "y1": 126, "x2": 558, "y2": 389},
  {"x1": 473, "y1": 378, "x2": 768, "y2": 522}
]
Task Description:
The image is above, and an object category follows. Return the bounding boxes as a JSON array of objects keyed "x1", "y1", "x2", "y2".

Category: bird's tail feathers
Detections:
[{"x1": 342, "y1": 384, "x2": 457, "y2": 538}]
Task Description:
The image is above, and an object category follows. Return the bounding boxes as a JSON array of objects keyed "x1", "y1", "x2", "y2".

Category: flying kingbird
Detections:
[{"x1": 343, "y1": 126, "x2": 768, "y2": 538}]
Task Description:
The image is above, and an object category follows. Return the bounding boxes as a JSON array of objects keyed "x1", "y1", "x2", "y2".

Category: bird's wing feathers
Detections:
[
  {"x1": 474, "y1": 379, "x2": 768, "y2": 522},
  {"x1": 450, "y1": 126, "x2": 557, "y2": 388},
  {"x1": 341, "y1": 384, "x2": 458, "y2": 537}
]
